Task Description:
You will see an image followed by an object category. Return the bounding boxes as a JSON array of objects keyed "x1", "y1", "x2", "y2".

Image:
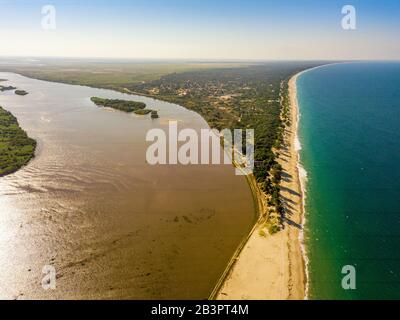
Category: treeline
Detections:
[{"x1": 0, "y1": 106, "x2": 36, "y2": 176}]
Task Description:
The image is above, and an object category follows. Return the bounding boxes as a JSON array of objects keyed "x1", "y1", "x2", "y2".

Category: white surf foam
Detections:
[
  {"x1": 294, "y1": 134, "x2": 302, "y2": 151},
  {"x1": 292, "y1": 71, "x2": 310, "y2": 300}
]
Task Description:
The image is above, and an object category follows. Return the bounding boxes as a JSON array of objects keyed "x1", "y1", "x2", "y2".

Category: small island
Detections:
[
  {"x1": 0, "y1": 106, "x2": 37, "y2": 177},
  {"x1": 0, "y1": 85, "x2": 17, "y2": 92},
  {"x1": 15, "y1": 90, "x2": 29, "y2": 96},
  {"x1": 91, "y1": 97, "x2": 148, "y2": 113},
  {"x1": 151, "y1": 110, "x2": 159, "y2": 119}
]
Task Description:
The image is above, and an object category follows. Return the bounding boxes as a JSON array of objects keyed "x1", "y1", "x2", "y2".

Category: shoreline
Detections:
[
  {"x1": 289, "y1": 63, "x2": 339, "y2": 299},
  {"x1": 214, "y1": 71, "x2": 306, "y2": 300}
]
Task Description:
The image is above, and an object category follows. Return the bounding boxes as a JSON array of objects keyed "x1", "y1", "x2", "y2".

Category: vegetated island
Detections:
[
  {"x1": 150, "y1": 110, "x2": 159, "y2": 119},
  {"x1": 0, "y1": 83, "x2": 29, "y2": 95},
  {"x1": 0, "y1": 85, "x2": 17, "y2": 92},
  {"x1": 15, "y1": 90, "x2": 28, "y2": 96},
  {"x1": 90, "y1": 97, "x2": 154, "y2": 116},
  {"x1": 0, "y1": 80, "x2": 28, "y2": 95},
  {"x1": 0, "y1": 106, "x2": 37, "y2": 177}
]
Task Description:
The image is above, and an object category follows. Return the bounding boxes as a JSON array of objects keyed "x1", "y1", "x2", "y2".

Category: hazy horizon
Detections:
[
  {"x1": 1, "y1": 56, "x2": 400, "y2": 62},
  {"x1": 1, "y1": 0, "x2": 400, "y2": 61}
]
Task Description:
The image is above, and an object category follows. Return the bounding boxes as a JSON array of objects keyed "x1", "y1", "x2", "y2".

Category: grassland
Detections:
[
  {"x1": 91, "y1": 96, "x2": 147, "y2": 113},
  {"x1": 0, "y1": 106, "x2": 36, "y2": 176},
  {"x1": 1, "y1": 61, "x2": 246, "y2": 92}
]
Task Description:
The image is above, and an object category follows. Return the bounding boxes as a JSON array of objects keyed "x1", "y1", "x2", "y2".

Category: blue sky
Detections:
[{"x1": 1, "y1": 0, "x2": 399, "y2": 59}]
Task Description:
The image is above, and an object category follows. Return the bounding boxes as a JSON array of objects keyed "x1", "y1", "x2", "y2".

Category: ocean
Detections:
[{"x1": 297, "y1": 62, "x2": 400, "y2": 299}]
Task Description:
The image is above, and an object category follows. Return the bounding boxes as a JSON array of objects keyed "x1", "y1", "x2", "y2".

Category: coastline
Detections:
[{"x1": 214, "y1": 71, "x2": 306, "y2": 300}]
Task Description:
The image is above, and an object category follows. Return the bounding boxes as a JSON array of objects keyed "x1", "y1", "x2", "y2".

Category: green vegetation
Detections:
[
  {"x1": 266, "y1": 222, "x2": 280, "y2": 235},
  {"x1": 264, "y1": 208, "x2": 281, "y2": 234},
  {"x1": 0, "y1": 106, "x2": 36, "y2": 177},
  {"x1": 134, "y1": 109, "x2": 152, "y2": 115},
  {"x1": 258, "y1": 229, "x2": 267, "y2": 237},
  {"x1": 91, "y1": 97, "x2": 155, "y2": 117},
  {"x1": 15, "y1": 90, "x2": 28, "y2": 96},
  {"x1": 91, "y1": 97, "x2": 146, "y2": 113}
]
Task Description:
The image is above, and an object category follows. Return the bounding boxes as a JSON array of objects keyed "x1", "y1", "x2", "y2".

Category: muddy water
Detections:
[{"x1": 0, "y1": 72, "x2": 254, "y2": 299}]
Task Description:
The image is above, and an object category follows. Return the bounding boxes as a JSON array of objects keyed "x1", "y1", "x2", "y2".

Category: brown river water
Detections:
[{"x1": 0, "y1": 72, "x2": 254, "y2": 299}]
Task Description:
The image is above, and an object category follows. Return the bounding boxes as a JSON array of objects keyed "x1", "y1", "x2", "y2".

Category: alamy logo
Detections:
[
  {"x1": 42, "y1": 265, "x2": 56, "y2": 290},
  {"x1": 341, "y1": 265, "x2": 356, "y2": 290},
  {"x1": 145, "y1": 121, "x2": 254, "y2": 175},
  {"x1": 341, "y1": 5, "x2": 356, "y2": 30},
  {"x1": 41, "y1": 5, "x2": 56, "y2": 30}
]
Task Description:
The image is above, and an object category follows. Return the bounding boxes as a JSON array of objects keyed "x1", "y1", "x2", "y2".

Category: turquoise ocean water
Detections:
[{"x1": 297, "y1": 62, "x2": 400, "y2": 299}]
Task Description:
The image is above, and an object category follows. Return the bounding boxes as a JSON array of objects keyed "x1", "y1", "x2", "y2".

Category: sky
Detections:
[{"x1": 0, "y1": 0, "x2": 399, "y2": 60}]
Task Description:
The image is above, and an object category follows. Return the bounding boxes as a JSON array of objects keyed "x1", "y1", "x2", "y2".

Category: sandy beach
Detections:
[{"x1": 214, "y1": 72, "x2": 306, "y2": 300}]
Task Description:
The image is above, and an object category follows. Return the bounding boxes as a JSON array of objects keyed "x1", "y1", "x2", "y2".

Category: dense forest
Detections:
[{"x1": 0, "y1": 106, "x2": 36, "y2": 176}]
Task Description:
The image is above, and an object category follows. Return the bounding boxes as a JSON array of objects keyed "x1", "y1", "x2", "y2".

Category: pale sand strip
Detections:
[{"x1": 214, "y1": 73, "x2": 305, "y2": 300}]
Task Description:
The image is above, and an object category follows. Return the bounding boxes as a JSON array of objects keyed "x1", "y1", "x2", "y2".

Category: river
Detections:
[{"x1": 0, "y1": 72, "x2": 254, "y2": 299}]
